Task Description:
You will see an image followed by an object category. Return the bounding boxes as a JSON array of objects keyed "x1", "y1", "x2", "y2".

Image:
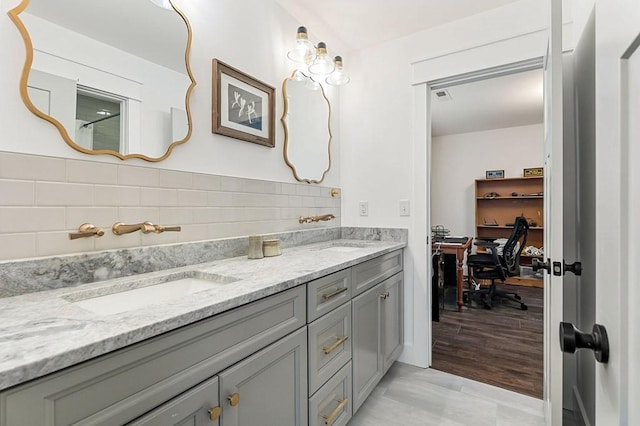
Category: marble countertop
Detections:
[{"x1": 0, "y1": 239, "x2": 405, "y2": 391}]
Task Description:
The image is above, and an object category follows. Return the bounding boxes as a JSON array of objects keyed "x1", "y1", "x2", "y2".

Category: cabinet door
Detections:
[
  {"x1": 128, "y1": 376, "x2": 220, "y2": 426},
  {"x1": 351, "y1": 282, "x2": 383, "y2": 414},
  {"x1": 219, "y1": 327, "x2": 308, "y2": 426},
  {"x1": 382, "y1": 272, "x2": 404, "y2": 373}
]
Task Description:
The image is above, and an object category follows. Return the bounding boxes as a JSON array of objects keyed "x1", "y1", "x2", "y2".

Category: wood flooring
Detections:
[{"x1": 431, "y1": 283, "x2": 544, "y2": 398}]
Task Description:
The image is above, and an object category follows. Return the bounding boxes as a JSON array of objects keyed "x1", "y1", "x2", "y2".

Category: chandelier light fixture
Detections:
[{"x1": 286, "y1": 26, "x2": 350, "y2": 86}]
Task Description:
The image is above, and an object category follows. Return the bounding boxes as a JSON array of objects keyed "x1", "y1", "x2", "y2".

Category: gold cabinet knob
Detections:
[
  {"x1": 208, "y1": 406, "x2": 221, "y2": 420},
  {"x1": 228, "y1": 392, "x2": 240, "y2": 407}
]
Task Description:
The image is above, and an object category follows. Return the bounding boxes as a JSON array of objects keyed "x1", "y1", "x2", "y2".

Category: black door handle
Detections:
[
  {"x1": 563, "y1": 260, "x2": 582, "y2": 276},
  {"x1": 559, "y1": 322, "x2": 609, "y2": 363},
  {"x1": 532, "y1": 258, "x2": 551, "y2": 273}
]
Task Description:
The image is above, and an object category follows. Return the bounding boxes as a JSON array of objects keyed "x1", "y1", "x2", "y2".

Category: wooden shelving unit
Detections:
[{"x1": 475, "y1": 176, "x2": 544, "y2": 287}]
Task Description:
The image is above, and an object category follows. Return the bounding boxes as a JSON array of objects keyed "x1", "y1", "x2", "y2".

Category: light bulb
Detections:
[
  {"x1": 287, "y1": 26, "x2": 316, "y2": 64},
  {"x1": 308, "y1": 42, "x2": 335, "y2": 76},
  {"x1": 325, "y1": 56, "x2": 350, "y2": 86}
]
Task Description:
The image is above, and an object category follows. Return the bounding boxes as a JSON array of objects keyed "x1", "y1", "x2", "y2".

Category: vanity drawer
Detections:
[
  {"x1": 307, "y1": 301, "x2": 352, "y2": 395},
  {"x1": 307, "y1": 268, "x2": 351, "y2": 322},
  {"x1": 352, "y1": 250, "x2": 403, "y2": 296},
  {"x1": 0, "y1": 286, "x2": 306, "y2": 426},
  {"x1": 309, "y1": 361, "x2": 352, "y2": 426}
]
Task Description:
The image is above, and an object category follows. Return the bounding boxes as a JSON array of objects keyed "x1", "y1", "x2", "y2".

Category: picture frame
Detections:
[
  {"x1": 524, "y1": 167, "x2": 544, "y2": 177},
  {"x1": 485, "y1": 169, "x2": 504, "y2": 179},
  {"x1": 212, "y1": 59, "x2": 275, "y2": 147}
]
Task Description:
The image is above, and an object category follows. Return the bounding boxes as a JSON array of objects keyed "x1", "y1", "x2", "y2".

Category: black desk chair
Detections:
[{"x1": 465, "y1": 216, "x2": 528, "y2": 310}]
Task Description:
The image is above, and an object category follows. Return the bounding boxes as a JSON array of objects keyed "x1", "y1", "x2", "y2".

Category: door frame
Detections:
[{"x1": 407, "y1": 28, "x2": 552, "y2": 371}]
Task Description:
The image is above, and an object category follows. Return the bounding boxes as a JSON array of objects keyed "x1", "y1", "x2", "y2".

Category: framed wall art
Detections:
[
  {"x1": 485, "y1": 169, "x2": 504, "y2": 179},
  {"x1": 212, "y1": 59, "x2": 275, "y2": 147}
]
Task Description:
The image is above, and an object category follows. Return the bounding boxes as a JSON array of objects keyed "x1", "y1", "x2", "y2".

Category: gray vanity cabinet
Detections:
[
  {"x1": 382, "y1": 272, "x2": 404, "y2": 374},
  {"x1": 128, "y1": 376, "x2": 220, "y2": 426},
  {"x1": 219, "y1": 327, "x2": 308, "y2": 426},
  {"x1": 351, "y1": 271, "x2": 404, "y2": 414}
]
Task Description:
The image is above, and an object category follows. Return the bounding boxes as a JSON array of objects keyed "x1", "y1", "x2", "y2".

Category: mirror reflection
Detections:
[
  {"x1": 10, "y1": 0, "x2": 196, "y2": 161},
  {"x1": 282, "y1": 71, "x2": 332, "y2": 183}
]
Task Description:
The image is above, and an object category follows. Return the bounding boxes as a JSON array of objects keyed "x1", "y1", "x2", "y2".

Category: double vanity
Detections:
[{"x1": 0, "y1": 233, "x2": 405, "y2": 426}]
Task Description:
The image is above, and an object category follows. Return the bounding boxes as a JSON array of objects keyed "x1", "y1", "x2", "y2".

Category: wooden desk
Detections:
[{"x1": 432, "y1": 237, "x2": 473, "y2": 312}]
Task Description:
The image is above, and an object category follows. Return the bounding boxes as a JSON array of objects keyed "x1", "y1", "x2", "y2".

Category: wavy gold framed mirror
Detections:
[
  {"x1": 281, "y1": 70, "x2": 332, "y2": 184},
  {"x1": 8, "y1": 0, "x2": 196, "y2": 162}
]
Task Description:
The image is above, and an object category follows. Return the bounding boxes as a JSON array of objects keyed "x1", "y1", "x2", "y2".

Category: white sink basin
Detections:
[
  {"x1": 68, "y1": 272, "x2": 239, "y2": 315},
  {"x1": 318, "y1": 241, "x2": 374, "y2": 253}
]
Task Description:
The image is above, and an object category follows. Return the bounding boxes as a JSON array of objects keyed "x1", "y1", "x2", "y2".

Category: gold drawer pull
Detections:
[
  {"x1": 228, "y1": 392, "x2": 240, "y2": 407},
  {"x1": 322, "y1": 398, "x2": 348, "y2": 425},
  {"x1": 208, "y1": 406, "x2": 221, "y2": 420},
  {"x1": 322, "y1": 335, "x2": 349, "y2": 355},
  {"x1": 322, "y1": 286, "x2": 348, "y2": 300}
]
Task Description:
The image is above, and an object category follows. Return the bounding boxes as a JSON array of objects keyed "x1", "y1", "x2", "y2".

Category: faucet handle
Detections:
[
  {"x1": 143, "y1": 222, "x2": 182, "y2": 233},
  {"x1": 69, "y1": 223, "x2": 105, "y2": 240}
]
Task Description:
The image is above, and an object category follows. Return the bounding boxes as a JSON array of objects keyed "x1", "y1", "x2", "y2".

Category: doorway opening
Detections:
[{"x1": 428, "y1": 62, "x2": 545, "y2": 398}]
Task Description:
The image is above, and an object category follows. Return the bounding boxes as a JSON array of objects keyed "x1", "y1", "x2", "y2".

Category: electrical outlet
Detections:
[
  {"x1": 399, "y1": 199, "x2": 410, "y2": 216},
  {"x1": 359, "y1": 201, "x2": 369, "y2": 216}
]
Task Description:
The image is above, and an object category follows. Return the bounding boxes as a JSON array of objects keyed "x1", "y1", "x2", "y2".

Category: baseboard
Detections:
[{"x1": 573, "y1": 385, "x2": 591, "y2": 426}]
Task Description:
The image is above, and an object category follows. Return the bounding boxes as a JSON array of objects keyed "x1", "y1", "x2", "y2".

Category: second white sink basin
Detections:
[{"x1": 68, "y1": 272, "x2": 239, "y2": 315}]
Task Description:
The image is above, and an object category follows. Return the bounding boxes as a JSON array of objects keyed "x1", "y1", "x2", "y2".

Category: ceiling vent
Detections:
[{"x1": 433, "y1": 89, "x2": 452, "y2": 101}]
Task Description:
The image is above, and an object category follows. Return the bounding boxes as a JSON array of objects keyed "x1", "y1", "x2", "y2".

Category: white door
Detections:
[
  {"x1": 595, "y1": 0, "x2": 639, "y2": 423},
  {"x1": 542, "y1": 0, "x2": 564, "y2": 423}
]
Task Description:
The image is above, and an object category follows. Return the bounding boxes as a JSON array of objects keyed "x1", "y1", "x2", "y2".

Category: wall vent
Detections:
[{"x1": 433, "y1": 89, "x2": 452, "y2": 101}]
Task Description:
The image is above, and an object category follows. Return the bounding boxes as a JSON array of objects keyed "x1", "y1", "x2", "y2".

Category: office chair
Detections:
[{"x1": 465, "y1": 216, "x2": 529, "y2": 310}]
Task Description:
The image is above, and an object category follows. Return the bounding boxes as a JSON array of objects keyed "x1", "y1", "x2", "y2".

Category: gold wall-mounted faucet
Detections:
[
  {"x1": 69, "y1": 223, "x2": 105, "y2": 240},
  {"x1": 112, "y1": 222, "x2": 181, "y2": 235},
  {"x1": 299, "y1": 214, "x2": 336, "y2": 224}
]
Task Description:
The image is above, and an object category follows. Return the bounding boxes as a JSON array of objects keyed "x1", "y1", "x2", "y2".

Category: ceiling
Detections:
[
  {"x1": 276, "y1": 0, "x2": 523, "y2": 52},
  {"x1": 276, "y1": 0, "x2": 541, "y2": 135},
  {"x1": 431, "y1": 69, "x2": 543, "y2": 137}
]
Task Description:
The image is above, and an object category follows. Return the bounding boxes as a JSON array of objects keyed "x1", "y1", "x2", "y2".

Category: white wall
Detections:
[
  {"x1": 0, "y1": 0, "x2": 341, "y2": 187},
  {"x1": 431, "y1": 124, "x2": 544, "y2": 241}
]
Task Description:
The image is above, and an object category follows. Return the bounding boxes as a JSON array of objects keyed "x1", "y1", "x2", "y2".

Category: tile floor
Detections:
[{"x1": 349, "y1": 362, "x2": 546, "y2": 425}]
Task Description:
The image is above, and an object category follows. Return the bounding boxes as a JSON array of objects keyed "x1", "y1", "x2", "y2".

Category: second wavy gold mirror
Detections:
[
  {"x1": 8, "y1": 0, "x2": 196, "y2": 162},
  {"x1": 281, "y1": 71, "x2": 332, "y2": 184}
]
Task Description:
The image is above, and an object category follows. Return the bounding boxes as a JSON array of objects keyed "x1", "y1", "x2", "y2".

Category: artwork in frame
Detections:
[
  {"x1": 485, "y1": 169, "x2": 505, "y2": 179},
  {"x1": 212, "y1": 59, "x2": 275, "y2": 147}
]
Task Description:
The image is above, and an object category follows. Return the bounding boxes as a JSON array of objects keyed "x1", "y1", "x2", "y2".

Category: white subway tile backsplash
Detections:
[
  {"x1": 193, "y1": 173, "x2": 222, "y2": 191},
  {"x1": 37, "y1": 231, "x2": 94, "y2": 257},
  {"x1": 159, "y1": 207, "x2": 194, "y2": 225},
  {"x1": 0, "y1": 233, "x2": 36, "y2": 260},
  {"x1": 0, "y1": 180, "x2": 35, "y2": 206},
  {"x1": 66, "y1": 207, "x2": 118, "y2": 229},
  {"x1": 0, "y1": 207, "x2": 65, "y2": 233},
  {"x1": 117, "y1": 165, "x2": 160, "y2": 187},
  {"x1": 117, "y1": 207, "x2": 160, "y2": 224},
  {"x1": 0, "y1": 152, "x2": 66, "y2": 182},
  {"x1": 177, "y1": 223, "x2": 212, "y2": 243},
  {"x1": 177, "y1": 190, "x2": 208, "y2": 207},
  {"x1": 295, "y1": 185, "x2": 310, "y2": 196},
  {"x1": 160, "y1": 169, "x2": 193, "y2": 189},
  {"x1": 36, "y1": 182, "x2": 93, "y2": 206},
  {"x1": 207, "y1": 191, "x2": 233, "y2": 207},
  {"x1": 67, "y1": 160, "x2": 118, "y2": 184},
  {"x1": 140, "y1": 188, "x2": 178, "y2": 207},
  {"x1": 94, "y1": 185, "x2": 141, "y2": 206},
  {"x1": 0, "y1": 153, "x2": 341, "y2": 260},
  {"x1": 242, "y1": 179, "x2": 280, "y2": 194}
]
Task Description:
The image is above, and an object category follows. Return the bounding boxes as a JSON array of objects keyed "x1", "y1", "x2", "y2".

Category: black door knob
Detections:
[
  {"x1": 563, "y1": 260, "x2": 582, "y2": 276},
  {"x1": 532, "y1": 258, "x2": 551, "y2": 273},
  {"x1": 559, "y1": 322, "x2": 609, "y2": 363}
]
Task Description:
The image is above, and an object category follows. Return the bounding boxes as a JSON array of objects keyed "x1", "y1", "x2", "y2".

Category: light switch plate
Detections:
[
  {"x1": 359, "y1": 201, "x2": 369, "y2": 216},
  {"x1": 399, "y1": 200, "x2": 410, "y2": 216}
]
